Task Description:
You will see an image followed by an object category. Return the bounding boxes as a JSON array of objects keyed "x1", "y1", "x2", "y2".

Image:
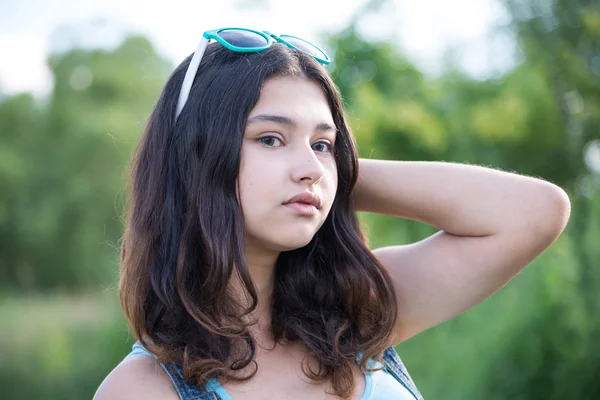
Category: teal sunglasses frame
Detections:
[{"x1": 175, "y1": 27, "x2": 331, "y2": 120}]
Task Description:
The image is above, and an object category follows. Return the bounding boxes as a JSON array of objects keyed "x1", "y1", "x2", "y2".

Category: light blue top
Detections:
[
  {"x1": 129, "y1": 344, "x2": 415, "y2": 399},
  {"x1": 358, "y1": 355, "x2": 415, "y2": 400}
]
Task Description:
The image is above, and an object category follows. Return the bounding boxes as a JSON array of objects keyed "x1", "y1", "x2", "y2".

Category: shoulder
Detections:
[{"x1": 93, "y1": 354, "x2": 179, "y2": 400}]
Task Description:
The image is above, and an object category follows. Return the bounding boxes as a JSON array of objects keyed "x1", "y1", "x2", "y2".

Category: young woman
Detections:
[{"x1": 94, "y1": 28, "x2": 571, "y2": 400}]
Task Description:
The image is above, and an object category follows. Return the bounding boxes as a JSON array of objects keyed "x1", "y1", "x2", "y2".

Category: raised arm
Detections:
[{"x1": 353, "y1": 159, "x2": 571, "y2": 345}]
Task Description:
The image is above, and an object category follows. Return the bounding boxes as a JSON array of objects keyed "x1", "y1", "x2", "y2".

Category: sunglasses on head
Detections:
[{"x1": 175, "y1": 27, "x2": 331, "y2": 120}]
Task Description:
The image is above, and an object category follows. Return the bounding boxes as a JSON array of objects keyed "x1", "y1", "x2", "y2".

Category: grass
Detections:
[{"x1": 0, "y1": 289, "x2": 134, "y2": 400}]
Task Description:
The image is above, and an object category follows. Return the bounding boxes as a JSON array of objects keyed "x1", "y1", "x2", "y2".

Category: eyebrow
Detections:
[{"x1": 246, "y1": 114, "x2": 338, "y2": 134}]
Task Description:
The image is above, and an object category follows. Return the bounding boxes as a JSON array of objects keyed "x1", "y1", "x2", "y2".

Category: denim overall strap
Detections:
[
  {"x1": 381, "y1": 347, "x2": 424, "y2": 400},
  {"x1": 161, "y1": 362, "x2": 219, "y2": 400},
  {"x1": 130, "y1": 342, "x2": 218, "y2": 400}
]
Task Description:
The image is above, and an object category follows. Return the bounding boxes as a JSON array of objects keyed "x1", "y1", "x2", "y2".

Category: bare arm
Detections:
[{"x1": 353, "y1": 159, "x2": 571, "y2": 345}]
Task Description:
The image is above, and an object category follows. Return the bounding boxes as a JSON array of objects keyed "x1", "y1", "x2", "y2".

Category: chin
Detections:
[
  {"x1": 282, "y1": 241, "x2": 313, "y2": 252},
  {"x1": 264, "y1": 231, "x2": 316, "y2": 252},
  {"x1": 273, "y1": 236, "x2": 314, "y2": 252},
  {"x1": 247, "y1": 223, "x2": 323, "y2": 252}
]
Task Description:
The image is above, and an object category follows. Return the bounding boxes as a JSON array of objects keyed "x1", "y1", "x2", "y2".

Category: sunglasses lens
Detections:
[
  {"x1": 217, "y1": 29, "x2": 269, "y2": 48},
  {"x1": 280, "y1": 35, "x2": 326, "y2": 60}
]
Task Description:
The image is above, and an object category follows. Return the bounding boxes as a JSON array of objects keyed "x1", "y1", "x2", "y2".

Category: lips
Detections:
[{"x1": 283, "y1": 192, "x2": 322, "y2": 209}]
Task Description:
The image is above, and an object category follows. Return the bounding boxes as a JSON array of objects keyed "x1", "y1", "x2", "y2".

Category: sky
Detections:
[{"x1": 0, "y1": 0, "x2": 514, "y2": 98}]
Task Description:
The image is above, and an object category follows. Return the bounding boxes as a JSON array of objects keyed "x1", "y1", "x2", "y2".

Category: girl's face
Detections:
[{"x1": 238, "y1": 75, "x2": 338, "y2": 253}]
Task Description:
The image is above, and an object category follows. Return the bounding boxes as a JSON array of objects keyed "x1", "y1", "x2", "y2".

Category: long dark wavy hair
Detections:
[{"x1": 119, "y1": 40, "x2": 397, "y2": 399}]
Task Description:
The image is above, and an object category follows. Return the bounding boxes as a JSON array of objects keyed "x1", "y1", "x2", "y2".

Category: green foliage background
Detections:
[{"x1": 1, "y1": 0, "x2": 599, "y2": 398}]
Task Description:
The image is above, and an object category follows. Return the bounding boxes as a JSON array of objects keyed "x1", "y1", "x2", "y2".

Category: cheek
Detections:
[
  {"x1": 325, "y1": 165, "x2": 338, "y2": 199},
  {"x1": 237, "y1": 158, "x2": 274, "y2": 211},
  {"x1": 237, "y1": 149, "x2": 255, "y2": 206}
]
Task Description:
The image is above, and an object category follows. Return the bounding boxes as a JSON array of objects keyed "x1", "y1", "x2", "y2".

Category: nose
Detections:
[{"x1": 289, "y1": 142, "x2": 326, "y2": 185}]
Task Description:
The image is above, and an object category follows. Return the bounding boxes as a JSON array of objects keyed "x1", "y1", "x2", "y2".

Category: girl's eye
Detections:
[
  {"x1": 312, "y1": 141, "x2": 333, "y2": 153},
  {"x1": 258, "y1": 136, "x2": 283, "y2": 147},
  {"x1": 258, "y1": 136, "x2": 333, "y2": 153}
]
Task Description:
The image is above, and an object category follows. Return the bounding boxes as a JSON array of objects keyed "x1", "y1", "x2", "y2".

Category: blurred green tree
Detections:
[{"x1": 0, "y1": 34, "x2": 172, "y2": 291}]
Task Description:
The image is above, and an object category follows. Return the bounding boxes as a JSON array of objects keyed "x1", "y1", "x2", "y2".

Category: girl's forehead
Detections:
[
  {"x1": 251, "y1": 77, "x2": 334, "y2": 124},
  {"x1": 259, "y1": 76, "x2": 326, "y2": 100}
]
